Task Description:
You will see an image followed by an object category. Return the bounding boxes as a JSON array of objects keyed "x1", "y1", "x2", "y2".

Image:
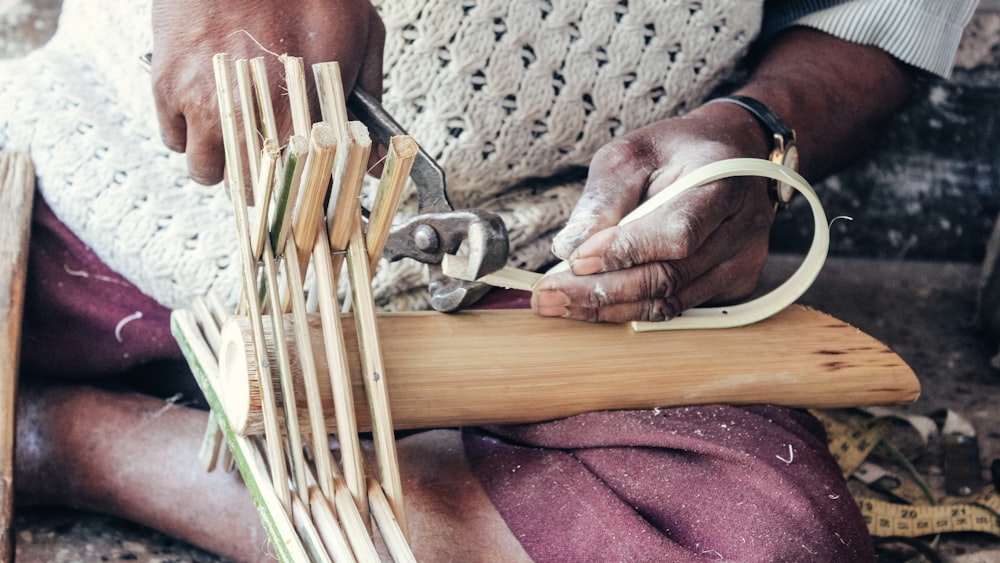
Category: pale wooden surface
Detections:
[
  {"x1": 0, "y1": 151, "x2": 35, "y2": 563},
  {"x1": 219, "y1": 305, "x2": 921, "y2": 436}
]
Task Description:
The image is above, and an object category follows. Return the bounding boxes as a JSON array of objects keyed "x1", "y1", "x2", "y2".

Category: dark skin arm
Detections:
[
  {"x1": 533, "y1": 27, "x2": 912, "y2": 323},
  {"x1": 151, "y1": 0, "x2": 385, "y2": 185}
]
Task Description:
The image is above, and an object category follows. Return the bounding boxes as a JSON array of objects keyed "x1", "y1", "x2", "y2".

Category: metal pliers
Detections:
[{"x1": 347, "y1": 89, "x2": 510, "y2": 312}]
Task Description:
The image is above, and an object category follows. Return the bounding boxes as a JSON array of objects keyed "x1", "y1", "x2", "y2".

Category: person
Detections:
[{"x1": 2, "y1": 0, "x2": 977, "y2": 560}]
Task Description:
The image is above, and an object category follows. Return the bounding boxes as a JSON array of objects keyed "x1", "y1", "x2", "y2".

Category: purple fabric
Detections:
[
  {"x1": 21, "y1": 200, "x2": 872, "y2": 560},
  {"x1": 20, "y1": 197, "x2": 181, "y2": 378},
  {"x1": 463, "y1": 406, "x2": 874, "y2": 562}
]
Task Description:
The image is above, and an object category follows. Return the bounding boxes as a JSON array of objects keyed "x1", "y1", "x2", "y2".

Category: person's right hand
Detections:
[{"x1": 151, "y1": 0, "x2": 385, "y2": 185}]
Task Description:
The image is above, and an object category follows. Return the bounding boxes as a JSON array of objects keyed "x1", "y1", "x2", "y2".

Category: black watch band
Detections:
[{"x1": 706, "y1": 95, "x2": 794, "y2": 142}]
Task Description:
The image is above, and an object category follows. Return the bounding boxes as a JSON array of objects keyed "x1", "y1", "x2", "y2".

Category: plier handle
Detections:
[{"x1": 346, "y1": 89, "x2": 510, "y2": 312}]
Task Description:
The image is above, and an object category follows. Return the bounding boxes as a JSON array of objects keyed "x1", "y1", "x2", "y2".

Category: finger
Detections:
[
  {"x1": 567, "y1": 177, "x2": 765, "y2": 276},
  {"x1": 551, "y1": 136, "x2": 660, "y2": 258},
  {"x1": 152, "y1": 74, "x2": 189, "y2": 154},
  {"x1": 535, "y1": 212, "x2": 748, "y2": 317},
  {"x1": 184, "y1": 104, "x2": 227, "y2": 186}
]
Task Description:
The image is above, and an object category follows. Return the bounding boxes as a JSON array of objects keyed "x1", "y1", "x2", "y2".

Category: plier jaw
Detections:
[{"x1": 347, "y1": 89, "x2": 510, "y2": 312}]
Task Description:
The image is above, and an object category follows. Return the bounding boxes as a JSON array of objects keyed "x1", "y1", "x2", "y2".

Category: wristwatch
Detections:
[{"x1": 706, "y1": 95, "x2": 798, "y2": 206}]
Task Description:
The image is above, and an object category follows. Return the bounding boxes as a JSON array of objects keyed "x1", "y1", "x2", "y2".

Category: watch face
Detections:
[{"x1": 775, "y1": 145, "x2": 798, "y2": 204}]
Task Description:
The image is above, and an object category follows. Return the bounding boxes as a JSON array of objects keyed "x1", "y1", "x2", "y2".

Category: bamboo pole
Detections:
[
  {"x1": 0, "y1": 151, "x2": 34, "y2": 563},
  {"x1": 218, "y1": 306, "x2": 921, "y2": 436}
]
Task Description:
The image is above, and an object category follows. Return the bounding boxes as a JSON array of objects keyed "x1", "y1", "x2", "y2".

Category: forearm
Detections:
[{"x1": 698, "y1": 27, "x2": 912, "y2": 181}]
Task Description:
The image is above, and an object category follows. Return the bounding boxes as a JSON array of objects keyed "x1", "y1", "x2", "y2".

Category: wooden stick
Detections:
[
  {"x1": 250, "y1": 140, "x2": 280, "y2": 262},
  {"x1": 219, "y1": 306, "x2": 920, "y2": 436},
  {"x1": 365, "y1": 136, "x2": 418, "y2": 273},
  {"x1": 327, "y1": 122, "x2": 372, "y2": 279},
  {"x1": 331, "y1": 480, "x2": 381, "y2": 562},
  {"x1": 0, "y1": 151, "x2": 34, "y2": 563},
  {"x1": 213, "y1": 53, "x2": 291, "y2": 510},
  {"x1": 345, "y1": 221, "x2": 408, "y2": 537},
  {"x1": 291, "y1": 494, "x2": 335, "y2": 563}
]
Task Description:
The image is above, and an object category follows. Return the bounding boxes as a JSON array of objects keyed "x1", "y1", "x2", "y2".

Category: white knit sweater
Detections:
[{"x1": 0, "y1": 0, "x2": 761, "y2": 311}]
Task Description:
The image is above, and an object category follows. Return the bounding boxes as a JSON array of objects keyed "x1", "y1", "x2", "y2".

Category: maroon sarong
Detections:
[{"x1": 22, "y1": 196, "x2": 874, "y2": 561}]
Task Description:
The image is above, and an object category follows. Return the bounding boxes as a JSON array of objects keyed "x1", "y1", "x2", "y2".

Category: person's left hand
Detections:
[{"x1": 532, "y1": 103, "x2": 778, "y2": 323}]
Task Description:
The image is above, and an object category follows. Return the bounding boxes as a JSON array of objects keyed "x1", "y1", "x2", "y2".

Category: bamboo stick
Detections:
[
  {"x1": 365, "y1": 136, "x2": 418, "y2": 272},
  {"x1": 308, "y1": 487, "x2": 357, "y2": 563},
  {"x1": 345, "y1": 221, "x2": 408, "y2": 538},
  {"x1": 0, "y1": 151, "x2": 34, "y2": 563},
  {"x1": 213, "y1": 53, "x2": 292, "y2": 511},
  {"x1": 331, "y1": 480, "x2": 381, "y2": 562},
  {"x1": 327, "y1": 122, "x2": 372, "y2": 278},
  {"x1": 282, "y1": 231, "x2": 337, "y2": 499},
  {"x1": 292, "y1": 124, "x2": 338, "y2": 278},
  {"x1": 282, "y1": 55, "x2": 312, "y2": 139},
  {"x1": 218, "y1": 306, "x2": 920, "y2": 436},
  {"x1": 313, "y1": 228, "x2": 369, "y2": 521},
  {"x1": 261, "y1": 239, "x2": 310, "y2": 500},
  {"x1": 291, "y1": 494, "x2": 335, "y2": 563},
  {"x1": 235, "y1": 59, "x2": 262, "y2": 191},
  {"x1": 172, "y1": 309, "x2": 311, "y2": 562},
  {"x1": 368, "y1": 478, "x2": 416, "y2": 563},
  {"x1": 313, "y1": 62, "x2": 349, "y2": 141},
  {"x1": 250, "y1": 57, "x2": 279, "y2": 142}
]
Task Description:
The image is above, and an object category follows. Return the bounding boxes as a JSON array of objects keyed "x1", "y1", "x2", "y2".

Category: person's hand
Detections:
[
  {"x1": 151, "y1": 0, "x2": 385, "y2": 185},
  {"x1": 532, "y1": 102, "x2": 778, "y2": 323}
]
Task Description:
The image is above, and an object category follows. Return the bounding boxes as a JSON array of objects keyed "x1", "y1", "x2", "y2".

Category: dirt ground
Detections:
[{"x1": 4, "y1": 1, "x2": 1000, "y2": 562}]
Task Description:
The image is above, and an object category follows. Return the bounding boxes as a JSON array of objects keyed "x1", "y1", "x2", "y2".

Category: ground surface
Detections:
[{"x1": 4, "y1": 1, "x2": 1000, "y2": 562}]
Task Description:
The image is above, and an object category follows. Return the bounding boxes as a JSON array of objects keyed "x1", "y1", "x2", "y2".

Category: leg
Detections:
[{"x1": 15, "y1": 384, "x2": 530, "y2": 562}]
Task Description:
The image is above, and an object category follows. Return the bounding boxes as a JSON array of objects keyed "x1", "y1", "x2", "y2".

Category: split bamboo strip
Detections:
[
  {"x1": 292, "y1": 124, "x2": 338, "y2": 278},
  {"x1": 291, "y1": 495, "x2": 336, "y2": 563},
  {"x1": 282, "y1": 55, "x2": 312, "y2": 139},
  {"x1": 283, "y1": 231, "x2": 337, "y2": 499},
  {"x1": 307, "y1": 487, "x2": 357, "y2": 563},
  {"x1": 172, "y1": 310, "x2": 310, "y2": 561},
  {"x1": 270, "y1": 135, "x2": 309, "y2": 256},
  {"x1": 192, "y1": 297, "x2": 225, "y2": 471},
  {"x1": 365, "y1": 136, "x2": 418, "y2": 272},
  {"x1": 313, "y1": 229, "x2": 369, "y2": 521},
  {"x1": 345, "y1": 221, "x2": 408, "y2": 538},
  {"x1": 213, "y1": 53, "x2": 292, "y2": 511},
  {"x1": 368, "y1": 478, "x2": 416, "y2": 563},
  {"x1": 441, "y1": 255, "x2": 539, "y2": 292},
  {"x1": 250, "y1": 141, "x2": 280, "y2": 262},
  {"x1": 0, "y1": 151, "x2": 34, "y2": 563},
  {"x1": 313, "y1": 62, "x2": 349, "y2": 141},
  {"x1": 218, "y1": 306, "x2": 921, "y2": 436},
  {"x1": 331, "y1": 480, "x2": 381, "y2": 562},
  {"x1": 327, "y1": 122, "x2": 372, "y2": 277},
  {"x1": 250, "y1": 57, "x2": 279, "y2": 143},
  {"x1": 235, "y1": 59, "x2": 262, "y2": 191},
  {"x1": 261, "y1": 239, "x2": 310, "y2": 500}
]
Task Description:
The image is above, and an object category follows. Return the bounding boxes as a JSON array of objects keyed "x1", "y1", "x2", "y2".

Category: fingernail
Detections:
[
  {"x1": 534, "y1": 289, "x2": 570, "y2": 308},
  {"x1": 569, "y1": 256, "x2": 603, "y2": 276}
]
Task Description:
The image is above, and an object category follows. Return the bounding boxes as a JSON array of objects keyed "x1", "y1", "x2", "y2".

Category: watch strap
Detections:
[{"x1": 706, "y1": 95, "x2": 795, "y2": 142}]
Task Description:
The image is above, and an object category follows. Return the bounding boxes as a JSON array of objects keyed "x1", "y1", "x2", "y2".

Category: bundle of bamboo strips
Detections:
[{"x1": 173, "y1": 53, "x2": 419, "y2": 561}]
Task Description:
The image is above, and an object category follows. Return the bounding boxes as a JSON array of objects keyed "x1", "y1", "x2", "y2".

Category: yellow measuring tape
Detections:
[{"x1": 813, "y1": 410, "x2": 1000, "y2": 538}]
